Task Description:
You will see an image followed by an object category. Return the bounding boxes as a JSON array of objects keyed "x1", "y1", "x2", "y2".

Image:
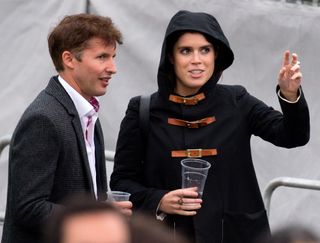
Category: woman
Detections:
[{"x1": 110, "y1": 10, "x2": 310, "y2": 243}]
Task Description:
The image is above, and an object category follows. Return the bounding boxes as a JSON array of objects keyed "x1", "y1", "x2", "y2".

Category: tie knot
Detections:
[{"x1": 89, "y1": 97, "x2": 99, "y2": 112}]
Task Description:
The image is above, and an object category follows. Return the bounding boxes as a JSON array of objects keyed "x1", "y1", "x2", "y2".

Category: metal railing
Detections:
[
  {"x1": 0, "y1": 135, "x2": 11, "y2": 224},
  {"x1": 0, "y1": 135, "x2": 11, "y2": 156},
  {"x1": 0, "y1": 135, "x2": 115, "y2": 224},
  {"x1": 263, "y1": 176, "x2": 320, "y2": 216},
  {"x1": 273, "y1": 0, "x2": 320, "y2": 6},
  {"x1": 2, "y1": 135, "x2": 320, "y2": 223}
]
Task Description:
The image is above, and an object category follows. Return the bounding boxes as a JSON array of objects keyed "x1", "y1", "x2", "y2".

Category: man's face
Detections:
[
  {"x1": 68, "y1": 37, "x2": 117, "y2": 100},
  {"x1": 61, "y1": 212, "x2": 130, "y2": 243}
]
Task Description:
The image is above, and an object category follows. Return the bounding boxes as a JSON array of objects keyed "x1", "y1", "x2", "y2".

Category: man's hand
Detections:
[
  {"x1": 278, "y1": 50, "x2": 302, "y2": 101},
  {"x1": 159, "y1": 187, "x2": 202, "y2": 216},
  {"x1": 112, "y1": 201, "x2": 133, "y2": 217}
]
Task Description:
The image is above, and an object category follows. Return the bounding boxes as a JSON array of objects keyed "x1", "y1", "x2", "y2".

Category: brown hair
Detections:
[
  {"x1": 45, "y1": 194, "x2": 128, "y2": 243},
  {"x1": 48, "y1": 13, "x2": 123, "y2": 72}
]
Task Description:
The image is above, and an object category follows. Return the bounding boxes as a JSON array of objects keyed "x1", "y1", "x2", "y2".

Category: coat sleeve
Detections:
[
  {"x1": 8, "y1": 112, "x2": 63, "y2": 230},
  {"x1": 110, "y1": 96, "x2": 168, "y2": 214},
  {"x1": 241, "y1": 85, "x2": 310, "y2": 148}
]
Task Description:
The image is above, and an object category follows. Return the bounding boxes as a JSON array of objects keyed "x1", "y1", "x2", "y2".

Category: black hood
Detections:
[{"x1": 157, "y1": 10, "x2": 234, "y2": 98}]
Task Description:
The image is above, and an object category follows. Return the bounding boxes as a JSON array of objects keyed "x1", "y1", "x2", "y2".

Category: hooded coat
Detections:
[{"x1": 110, "y1": 10, "x2": 310, "y2": 243}]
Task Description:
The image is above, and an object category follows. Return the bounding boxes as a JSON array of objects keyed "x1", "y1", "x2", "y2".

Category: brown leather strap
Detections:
[
  {"x1": 168, "y1": 117, "x2": 216, "y2": 128},
  {"x1": 169, "y1": 93, "x2": 205, "y2": 105},
  {"x1": 171, "y1": 149, "x2": 217, "y2": 158}
]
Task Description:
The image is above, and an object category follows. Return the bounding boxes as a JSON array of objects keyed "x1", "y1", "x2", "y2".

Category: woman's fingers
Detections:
[
  {"x1": 176, "y1": 210, "x2": 197, "y2": 216},
  {"x1": 282, "y1": 50, "x2": 290, "y2": 67},
  {"x1": 278, "y1": 66, "x2": 286, "y2": 81},
  {"x1": 291, "y1": 53, "x2": 298, "y2": 66},
  {"x1": 159, "y1": 188, "x2": 203, "y2": 216},
  {"x1": 181, "y1": 197, "x2": 202, "y2": 205},
  {"x1": 178, "y1": 187, "x2": 199, "y2": 198},
  {"x1": 290, "y1": 62, "x2": 300, "y2": 72},
  {"x1": 291, "y1": 72, "x2": 302, "y2": 81}
]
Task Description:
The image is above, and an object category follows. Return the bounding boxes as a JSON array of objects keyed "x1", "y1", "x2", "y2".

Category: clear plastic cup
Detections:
[
  {"x1": 181, "y1": 158, "x2": 211, "y2": 198},
  {"x1": 107, "y1": 191, "x2": 131, "y2": 202}
]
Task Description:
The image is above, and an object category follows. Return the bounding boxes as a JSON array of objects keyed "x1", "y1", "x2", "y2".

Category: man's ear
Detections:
[{"x1": 61, "y1": 51, "x2": 75, "y2": 69}]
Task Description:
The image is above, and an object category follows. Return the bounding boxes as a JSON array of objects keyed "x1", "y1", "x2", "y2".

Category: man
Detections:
[
  {"x1": 46, "y1": 197, "x2": 130, "y2": 243},
  {"x1": 2, "y1": 13, "x2": 131, "y2": 243}
]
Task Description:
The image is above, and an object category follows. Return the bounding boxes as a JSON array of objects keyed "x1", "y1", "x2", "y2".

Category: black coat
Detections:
[
  {"x1": 110, "y1": 10, "x2": 310, "y2": 243},
  {"x1": 2, "y1": 77, "x2": 107, "y2": 243},
  {"x1": 111, "y1": 85, "x2": 309, "y2": 243}
]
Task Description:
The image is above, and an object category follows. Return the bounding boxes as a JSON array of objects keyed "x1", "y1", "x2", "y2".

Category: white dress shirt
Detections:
[{"x1": 58, "y1": 76, "x2": 99, "y2": 198}]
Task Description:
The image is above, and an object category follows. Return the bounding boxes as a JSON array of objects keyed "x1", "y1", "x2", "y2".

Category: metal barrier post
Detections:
[
  {"x1": 0, "y1": 135, "x2": 11, "y2": 224},
  {"x1": 0, "y1": 135, "x2": 11, "y2": 156},
  {"x1": 105, "y1": 150, "x2": 115, "y2": 162},
  {"x1": 263, "y1": 177, "x2": 320, "y2": 217}
]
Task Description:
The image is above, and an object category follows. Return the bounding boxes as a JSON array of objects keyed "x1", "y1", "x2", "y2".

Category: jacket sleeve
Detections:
[
  {"x1": 8, "y1": 113, "x2": 63, "y2": 230},
  {"x1": 242, "y1": 85, "x2": 310, "y2": 148},
  {"x1": 110, "y1": 96, "x2": 168, "y2": 214}
]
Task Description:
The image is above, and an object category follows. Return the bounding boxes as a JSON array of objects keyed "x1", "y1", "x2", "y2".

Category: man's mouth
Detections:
[{"x1": 99, "y1": 77, "x2": 110, "y2": 87}]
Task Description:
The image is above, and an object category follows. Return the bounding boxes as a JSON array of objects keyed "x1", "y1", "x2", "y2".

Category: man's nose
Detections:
[{"x1": 106, "y1": 59, "x2": 117, "y2": 74}]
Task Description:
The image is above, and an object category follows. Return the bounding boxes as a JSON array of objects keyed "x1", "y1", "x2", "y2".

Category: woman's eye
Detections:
[
  {"x1": 180, "y1": 48, "x2": 191, "y2": 55},
  {"x1": 201, "y1": 47, "x2": 211, "y2": 54}
]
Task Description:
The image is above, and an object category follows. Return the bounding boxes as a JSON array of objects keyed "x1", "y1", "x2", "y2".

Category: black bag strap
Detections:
[{"x1": 139, "y1": 95, "x2": 151, "y2": 143}]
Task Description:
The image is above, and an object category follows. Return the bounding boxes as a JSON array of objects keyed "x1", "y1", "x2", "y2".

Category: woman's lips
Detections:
[{"x1": 189, "y1": 69, "x2": 204, "y2": 78}]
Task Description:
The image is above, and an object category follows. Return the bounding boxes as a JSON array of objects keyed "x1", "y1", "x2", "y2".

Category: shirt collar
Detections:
[{"x1": 58, "y1": 75, "x2": 98, "y2": 118}]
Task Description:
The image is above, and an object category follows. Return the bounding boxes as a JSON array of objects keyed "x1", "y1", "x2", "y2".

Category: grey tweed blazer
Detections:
[{"x1": 2, "y1": 76, "x2": 107, "y2": 243}]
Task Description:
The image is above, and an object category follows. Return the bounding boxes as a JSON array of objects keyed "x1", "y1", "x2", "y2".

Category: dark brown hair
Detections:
[{"x1": 48, "y1": 13, "x2": 123, "y2": 72}]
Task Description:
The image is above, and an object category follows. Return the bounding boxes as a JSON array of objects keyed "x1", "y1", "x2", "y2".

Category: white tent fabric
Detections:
[
  {"x1": 0, "y1": 0, "x2": 88, "y2": 236},
  {"x1": 1, "y1": 0, "x2": 320, "y2": 236}
]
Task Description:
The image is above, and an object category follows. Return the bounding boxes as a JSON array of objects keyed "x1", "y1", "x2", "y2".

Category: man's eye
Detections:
[{"x1": 97, "y1": 55, "x2": 106, "y2": 59}]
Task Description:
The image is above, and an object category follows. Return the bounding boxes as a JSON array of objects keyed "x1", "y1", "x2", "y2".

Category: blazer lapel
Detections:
[
  {"x1": 94, "y1": 119, "x2": 107, "y2": 200},
  {"x1": 72, "y1": 117, "x2": 95, "y2": 196},
  {"x1": 45, "y1": 76, "x2": 95, "y2": 196}
]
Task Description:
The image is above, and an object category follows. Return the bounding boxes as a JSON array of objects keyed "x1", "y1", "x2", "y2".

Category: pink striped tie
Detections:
[
  {"x1": 89, "y1": 97, "x2": 99, "y2": 112},
  {"x1": 85, "y1": 97, "x2": 99, "y2": 142}
]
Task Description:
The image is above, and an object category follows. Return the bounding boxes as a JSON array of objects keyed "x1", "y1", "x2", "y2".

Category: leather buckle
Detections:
[
  {"x1": 169, "y1": 93, "x2": 205, "y2": 105},
  {"x1": 187, "y1": 149, "x2": 202, "y2": 158},
  {"x1": 171, "y1": 148, "x2": 217, "y2": 158},
  {"x1": 167, "y1": 117, "x2": 216, "y2": 129}
]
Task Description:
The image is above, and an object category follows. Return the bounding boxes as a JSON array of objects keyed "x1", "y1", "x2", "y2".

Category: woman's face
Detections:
[{"x1": 171, "y1": 32, "x2": 216, "y2": 96}]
